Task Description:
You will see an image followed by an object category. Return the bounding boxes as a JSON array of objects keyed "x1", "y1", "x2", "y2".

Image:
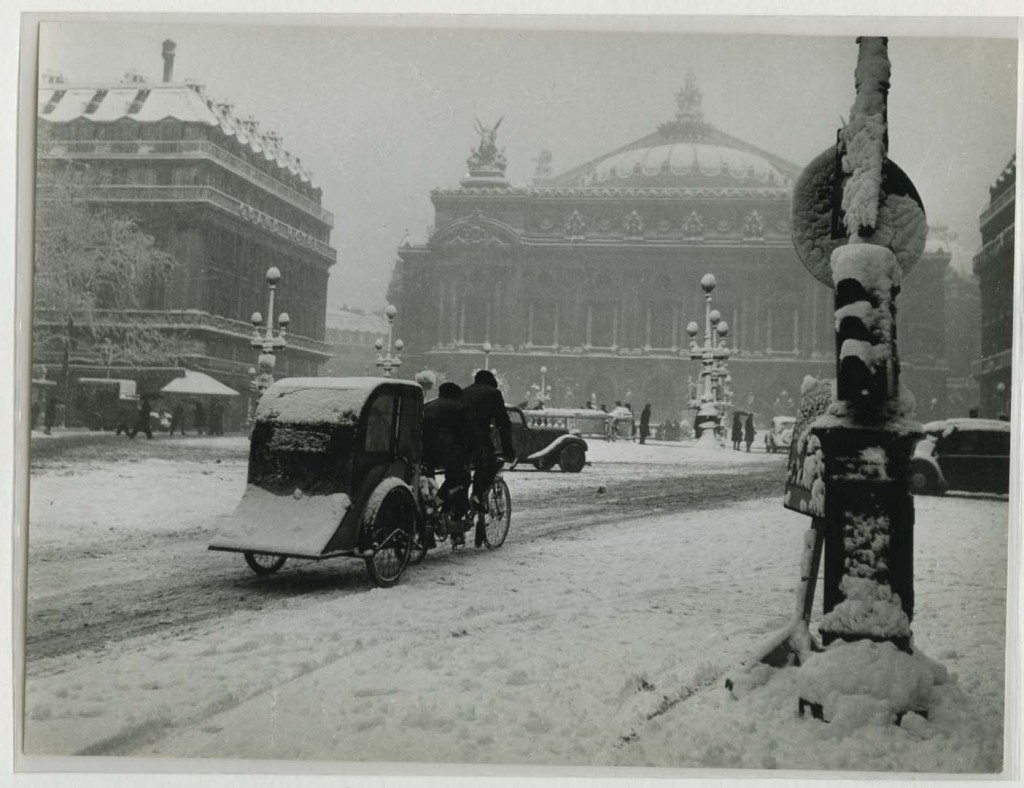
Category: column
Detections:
[
  {"x1": 766, "y1": 307, "x2": 773, "y2": 353},
  {"x1": 528, "y1": 303, "x2": 534, "y2": 345},
  {"x1": 554, "y1": 302, "x2": 560, "y2": 347},
  {"x1": 437, "y1": 281, "x2": 446, "y2": 345},
  {"x1": 586, "y1": 305, "x2": 593, "y2": 346},
  {"x1": 612, "y1": 304, "x2": 619, "y2": 347},
  {"x1": 793, "y1": 308, "x2": 800, "y2": 354}
]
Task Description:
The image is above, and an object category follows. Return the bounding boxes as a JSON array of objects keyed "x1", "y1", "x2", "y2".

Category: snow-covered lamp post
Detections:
[
  {"x1": 250, "y1": 266, "x2": 288, "y2": 398},
  {"x1": 482, "y1": 340, "x2": 492, "y2": 371},
  {"x1": 783, "y1": 37, "x2": 937, "y2": 724},
  {"x1": 375, "y1": 304, "x2": 403, "y2": 378},
  {"x1": 245, "y1": 366, "x2": 257, "y2": 428},
  {"x1": 687, "y1": 273, "x2": 732, "y2": 442}
]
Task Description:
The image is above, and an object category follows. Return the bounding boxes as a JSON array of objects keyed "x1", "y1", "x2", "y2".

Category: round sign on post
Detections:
[{"x1": 790, "y1": 147, "x2": 928, "y2": 288}]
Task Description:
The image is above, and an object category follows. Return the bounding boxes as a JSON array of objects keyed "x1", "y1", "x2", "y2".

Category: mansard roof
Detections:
[{"x1": 38, "y1": 77, "x2": 316, "y2": 185}]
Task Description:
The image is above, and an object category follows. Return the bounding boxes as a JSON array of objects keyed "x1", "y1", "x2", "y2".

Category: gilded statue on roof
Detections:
[{"x1": 467, "y1": 116, "x2": 508, "y2": 174}]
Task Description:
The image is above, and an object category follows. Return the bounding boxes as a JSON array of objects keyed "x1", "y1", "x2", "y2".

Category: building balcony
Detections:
[
  {"x1": 50, "y1": 184, "x2": 336, "y2": 264},
  {"x1": 38, "y1": 139, "x2": 334, "y2": 226},
  {"x1": 33, "y1": 308, "x2": 334, "y2": 361},
  {"x1": 971, "y1": 349, "x2": 1013, "y2": 379}
]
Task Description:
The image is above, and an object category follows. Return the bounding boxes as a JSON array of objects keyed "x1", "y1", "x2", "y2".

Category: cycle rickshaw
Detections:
[{"x1": 209, "y1": 377, "x2": 425, "y2": 587}]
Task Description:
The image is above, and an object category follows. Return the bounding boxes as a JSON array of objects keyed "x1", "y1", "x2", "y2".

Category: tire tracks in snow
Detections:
[{"x1": 26, "y1": 465, "x2": 784, "y2": 665}]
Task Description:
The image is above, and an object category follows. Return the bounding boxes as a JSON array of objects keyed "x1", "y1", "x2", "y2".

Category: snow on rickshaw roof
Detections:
[{"x1": 255, "y1": 377, "x2": 419, "y2": 425}]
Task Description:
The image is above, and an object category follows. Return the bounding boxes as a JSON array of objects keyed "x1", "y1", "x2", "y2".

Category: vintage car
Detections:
[
  {"x1": 910, "y1": 418, "x2": 1011, "y2": 496},
  {"x1": 765, "y1": 416, "x2": 797, "y2": 453},
  {"x1": 504, "y1": 406, "x2": 588, "y2": 472},
  {"x1": 209, "y1": 377, "x2": 424, "y2": 587}
]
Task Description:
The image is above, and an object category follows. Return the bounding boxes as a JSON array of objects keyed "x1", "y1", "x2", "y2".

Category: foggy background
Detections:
[{"x1": 37, "y1": 21, "x2": 1018, "y2": 313}]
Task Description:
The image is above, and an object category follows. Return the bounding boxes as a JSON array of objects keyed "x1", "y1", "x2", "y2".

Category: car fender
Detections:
[
  {"x1": 527, "y1": 434, "x2": 588, "y2": 462},
  {"x1": 911, "y1": 456, "x2": 946, "y2": 488}
]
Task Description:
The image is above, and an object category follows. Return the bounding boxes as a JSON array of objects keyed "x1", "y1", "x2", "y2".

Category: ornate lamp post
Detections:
[
  {"x1": 250, "y1": 266, "x2": 289, "y2": 399},
  {"x1": 686, "y1": 273, "x2": 732, "y2": 442},
  {"x1": 528, "y1": 365, "x2": 551, "y2": 408},
  {"x1": 375, "y1": 304, "x2": 403, "y2": 378},
  {"x1": 482, "y1": 341, "x2": 492, "y2": 371}
]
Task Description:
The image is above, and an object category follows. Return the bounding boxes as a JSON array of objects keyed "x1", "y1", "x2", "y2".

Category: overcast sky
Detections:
[{"x1": 37, "y1": 20, "x2": 1017, "y2": 313}]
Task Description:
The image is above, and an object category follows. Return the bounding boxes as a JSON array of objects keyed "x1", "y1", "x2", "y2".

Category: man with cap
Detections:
[
  {"x1": 461, "y1": 370, "x2": 515, "y2": 531},
  {"x1": 422, "y1": 381, "x2": 472, "y2": 545}
]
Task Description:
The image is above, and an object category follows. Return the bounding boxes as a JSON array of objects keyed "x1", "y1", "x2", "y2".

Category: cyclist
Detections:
[
  {"x1": 461, "y1": 369, "x2": 515, "y2": 545},
  {"x1": 422, "y1": 382, "x2": 472, "y2": 546}
]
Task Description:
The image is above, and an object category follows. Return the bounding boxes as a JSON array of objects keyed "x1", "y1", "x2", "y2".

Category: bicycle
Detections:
[{"x1": 410, "y1": 458, "x2": 512, "y2": 564}]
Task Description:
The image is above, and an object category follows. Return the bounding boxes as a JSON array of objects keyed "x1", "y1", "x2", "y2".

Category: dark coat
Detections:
[
  {"x1": 639, "y1": 405, "x2": 652, "y2": 438},
  {"x1": 731, "y1": 414, "x2": 743, "y2": 442},
  {"x1": 744, "y1": 415, "x2": 756, "y2": 442},
  {"x1": 461, "y1": 381, "x2": 514, "y2": 458},
  {"x1": 422, "y1": 394, "x2": 472, "y2": 471}
]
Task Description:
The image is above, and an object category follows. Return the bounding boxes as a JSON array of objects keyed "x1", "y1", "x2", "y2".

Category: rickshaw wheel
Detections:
[
  {"x1": 365, "y1": 487, "x2": 415, "y2": 588},
  {"x1": 244, "y1": 552, "x2": 287, "y2": 575},
  {"x1": 482, "y1": 478, "x2": 511, "y2": 549}
]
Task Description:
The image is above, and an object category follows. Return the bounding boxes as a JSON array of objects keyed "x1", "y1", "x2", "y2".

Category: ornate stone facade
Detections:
[
  {"x1": 973, "y1": 156, "x2": 1015, "y2": 418},
  {"x1": 392, "y1": 80, "x2": 951, "y2": 423}
]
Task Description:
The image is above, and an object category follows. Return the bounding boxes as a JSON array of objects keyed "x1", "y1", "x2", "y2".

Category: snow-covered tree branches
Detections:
[{"x1": 33, "y1": 162, "x2": 182, "y2": 367}]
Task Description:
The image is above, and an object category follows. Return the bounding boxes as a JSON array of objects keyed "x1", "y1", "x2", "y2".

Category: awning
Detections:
[{"x1": 160, "y1": 370, "x2": 240, "y2": 398}]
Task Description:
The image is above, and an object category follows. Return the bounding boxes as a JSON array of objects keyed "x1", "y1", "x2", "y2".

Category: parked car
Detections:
[
  {"x1": 910, "y1": 418, "x2": 1010, "y2": 495},
  {"x1": 501, "y1": 406, "x2": 589, "y2": 472},
  {"x1": 765, "y1": 416, "x2": 796, "y2": 453}
]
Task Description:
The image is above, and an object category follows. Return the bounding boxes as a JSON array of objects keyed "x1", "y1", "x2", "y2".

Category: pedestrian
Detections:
[
  {"x1": 171, "y1": 402, "x2": 186, "y2": 436},
  {"x1": 43, "y1": 396, "x2": 57, "y2": 435},
  {"x1": 731, "y1": 411, "x2": 743, "y2": 451},
  {"x1": 744, "y1": 412, "x2": 756, "y2": 452},
  {"x1": 128, "y1": 396, "x2": 153, "y2": 439},
  {"x1": 194, "y1": 400, "x2": 206, "y2": 436},
  {"x1": 639, "y1": 403, "x2": 651, "y2": 445}
]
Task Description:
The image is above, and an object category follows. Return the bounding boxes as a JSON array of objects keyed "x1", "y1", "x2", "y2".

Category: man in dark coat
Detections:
[
  {"x1": 461, "y1": 370, "x2": 514, "y2": 512},
  {"x1": 422, "y1": 382, "x2": 472, "y2": 524},
  {"x1": 744, "y1": 412, "x2": 756, "y2": 452},
  {"x1": 128, "y1": 397, "x2": 153, "y2": 439},
  {"x1": 639, "y1": 404, "x2": 652, "y2": 445}
]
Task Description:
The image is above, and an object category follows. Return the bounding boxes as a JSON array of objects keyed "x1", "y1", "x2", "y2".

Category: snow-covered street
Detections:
[{"x1": 22, "y1": 434, "x2": 1009, "y2": 773}]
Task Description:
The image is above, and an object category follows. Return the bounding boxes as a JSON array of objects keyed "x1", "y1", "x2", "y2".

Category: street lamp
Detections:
[
  {"x1": 375, "y1": 304, "x2": 403, "y2": 377},
  {"x1": 250, "y1": 266, "x2": 288, "y2": 398},
  {"x1": 687, "y1": 273, "x2": 733, "y2": 442},
  {"x1": 482, "y1": 341, "x2": 492, "y2": 370},
  {"x1": 528, "y1": 365, "x2": 551, "y2": 408}
]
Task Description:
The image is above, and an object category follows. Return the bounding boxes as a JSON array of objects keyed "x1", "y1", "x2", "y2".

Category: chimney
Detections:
[{"x1": 161, "y1": 39, "x2": 176, "y2": 83}]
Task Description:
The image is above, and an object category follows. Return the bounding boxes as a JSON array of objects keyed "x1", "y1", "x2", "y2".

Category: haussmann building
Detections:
[{"x1": 33, "y1": 40, "x2": 336, "y2": 429}]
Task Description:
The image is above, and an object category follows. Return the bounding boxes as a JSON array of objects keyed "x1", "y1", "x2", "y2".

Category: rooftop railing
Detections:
[{"x1": 38, "y1": 139, "x2": 334, "y2": 226}]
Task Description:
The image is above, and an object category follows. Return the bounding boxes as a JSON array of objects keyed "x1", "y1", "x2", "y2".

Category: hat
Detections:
[
  {"x1": 438, "y1": 382, "x2": 463, "y2": 399},
  {"x1": 474, "y1": 370, "x2": 498, "y2": 387}
]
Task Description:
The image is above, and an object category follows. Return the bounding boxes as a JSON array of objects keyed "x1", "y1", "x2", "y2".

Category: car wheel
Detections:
[
  {"x1": 909, "y1": 466, "x2": 942, "y2": 496},
  {"x1": 559, "y1": 444, "x2": 586, "y2": 473}
]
